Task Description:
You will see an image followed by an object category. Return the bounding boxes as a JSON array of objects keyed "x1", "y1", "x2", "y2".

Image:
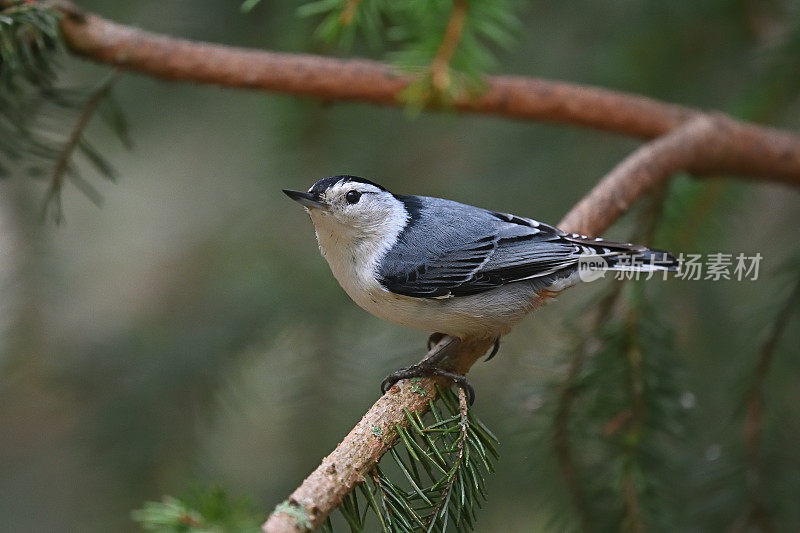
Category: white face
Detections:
[{"x1": 307, "y1": 180, "x2": 406, "y2": 241}]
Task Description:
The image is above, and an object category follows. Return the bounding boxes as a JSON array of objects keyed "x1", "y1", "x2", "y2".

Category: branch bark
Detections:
[
  {"x1": 559, "y1": 114, "x2": 800, "y2": 235},
  {"x1": 58, "y1": 12, "x2": 691, "y2": 138},
  {"x1": 58, "y1": 11, "x2": 800, "y2": 190},
  {"x1": 50, "y1": 7, "x2": 800, "y2": 532},
  {"x1": 262, "y1": 337, "x2": 494, "y2": 532}
]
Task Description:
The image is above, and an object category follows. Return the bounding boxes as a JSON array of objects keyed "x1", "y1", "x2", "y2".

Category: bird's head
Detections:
[{"x1": 284, "y1": 175, "x2": 407, "y2": 245}]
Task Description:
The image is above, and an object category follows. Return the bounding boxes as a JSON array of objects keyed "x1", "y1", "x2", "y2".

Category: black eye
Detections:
[{"x1": 345, "y1": 190, "x2": 361, "y2": 204}]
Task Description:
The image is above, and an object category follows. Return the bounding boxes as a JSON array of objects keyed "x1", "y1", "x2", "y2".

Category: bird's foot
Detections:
[{"x1": 381, "y1": 362, "x2": 475, "y2": 405}]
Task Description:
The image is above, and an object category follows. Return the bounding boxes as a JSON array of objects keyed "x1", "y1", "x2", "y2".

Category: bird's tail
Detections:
[
  {"x1": 564, "y1": 233, "x2": 680, "y2": 279},
  {"x1": 604, "y1": 248, "x2": 679, "y2": 272}
]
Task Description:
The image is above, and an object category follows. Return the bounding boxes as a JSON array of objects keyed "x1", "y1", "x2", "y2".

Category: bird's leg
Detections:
[
  {"x1": 427, "y1": 332, "x2": 446, "y2": 352},
  {"x1": 381, "y1": 335, "x2": 475, "y2": 404},
  {"x1": 484, "y1": 337, "x2": 501, "y2": 362}
]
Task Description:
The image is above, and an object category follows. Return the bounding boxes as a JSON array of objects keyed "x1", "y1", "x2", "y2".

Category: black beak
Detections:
[{"x1": 283, "y1": 189, "x2": 325, "y2": 209}]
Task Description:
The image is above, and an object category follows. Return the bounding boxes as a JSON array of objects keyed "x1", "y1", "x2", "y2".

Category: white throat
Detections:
[{"x1": 307, "y1": 203, "x2": 408, "y2": 300}]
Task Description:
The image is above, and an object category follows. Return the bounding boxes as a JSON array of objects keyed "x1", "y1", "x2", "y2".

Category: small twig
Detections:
[
  {"x1": 425, "y1": 388, "x2": 469, "y2": 530},
  {"x1": 553, "y1": 281, "x2": 625, "y2": 530},
  {"x1": 41, "y1": 69, "x2": 119, "y2": 222},
  {"x1": 369, "y1": 469, "x2": 393, "y2": 530},
  {"x1": 430, "y1": 0, "x2": 468, "y2": 92},
  {"x1": 337, "y1": 0, "x2": 361, "y2": 26},
  {"x1": 736, "y1": 277, "x2": 800, "y2": 532},
  {"x1": 620, "y1": 301, "x2": 646, "y2": 533},
  {"x1": 554, "y1": 190, "x2": 666, "y2": 530}
]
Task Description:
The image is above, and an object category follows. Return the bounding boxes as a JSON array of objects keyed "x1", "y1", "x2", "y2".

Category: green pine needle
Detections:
[
  {"x1": 285, "y1": 0, "x2": 525, "y2": 107},
  {"x1": 0, "y1": 2, "x2": 131, "y2": 220},
  {"x1": 132, "y1": 486, "x2": 263, "y2": 532},
  {"x1": 326, "y1": 388, "x2": 499, "y2": 532}
]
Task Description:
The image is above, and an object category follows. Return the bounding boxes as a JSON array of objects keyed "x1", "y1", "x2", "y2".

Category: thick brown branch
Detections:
[
  {"x1": 59, "y1": 11, "x2": 800, "y2": 191},
  {"x1": 558, "y1": 114, "x2": 800, "y2": 235},
  {"x1": 59, "y1": 12, "x2": 690, "y2": 137}
]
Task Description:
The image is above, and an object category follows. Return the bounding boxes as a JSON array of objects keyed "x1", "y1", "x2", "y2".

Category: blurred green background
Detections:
[{"x1": 1, "y1": 1, "x2": 799, "y2": 531}]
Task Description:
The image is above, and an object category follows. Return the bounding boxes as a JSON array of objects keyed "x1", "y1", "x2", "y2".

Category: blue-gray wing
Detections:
[{"x1": 377, "y1": 196, "x2": 601, "y2": 298}]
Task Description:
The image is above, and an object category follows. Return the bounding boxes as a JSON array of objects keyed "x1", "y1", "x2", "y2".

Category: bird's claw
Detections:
[
  {"x1": 484, "y1": 337, "x2": 501, "y2": 362},
  {"x1": 380, "y1": 365, "x2": 423, "y2": 394},
  {"x1": 429, "y1": 368, "x2": 475, "y2": 405},
  {"x1": 381, "y1": 363, "x2": 475, "y2": 405}
]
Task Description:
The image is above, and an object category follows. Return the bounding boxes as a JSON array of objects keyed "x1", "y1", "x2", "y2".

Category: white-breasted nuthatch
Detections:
[{"x1": 284, "y1": 175, "x2": 677, "y2": 402}]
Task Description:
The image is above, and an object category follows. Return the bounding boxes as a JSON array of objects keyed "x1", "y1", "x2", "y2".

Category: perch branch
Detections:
[
  {"x1": 262, "y1": 336, "x2": 494, "y2": 532},
  {"x1": 557, "y1": 114, "x2": 800, "y2": 235}
]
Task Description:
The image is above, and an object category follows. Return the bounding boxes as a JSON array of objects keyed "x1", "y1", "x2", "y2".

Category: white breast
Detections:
[{"x1": 308, "y1": 208, "x2": 406, "y2": 320}]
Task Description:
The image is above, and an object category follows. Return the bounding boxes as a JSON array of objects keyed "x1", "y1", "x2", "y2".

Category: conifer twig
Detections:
[
  {"x1": 430, "y1": 0, "x2": 468, "y2": 92},
  {"x1": 425, "y1": 387, "x2": 469, "y2": 529},
  {"x1": 337, "y1": 0, "x2": 361, "y2": 26},
  {"x1": 621, "y1": 303, "x2": 646, "y2": 533},
  {"x1": 42, "y1": 69, "x2": 119, "y2": 222},
  {"x1": 553, "y1": 189, "x2": 666, "y2": 529},
  {"x1": 553, "y1": 282, "x2": 624, "y2": 530},
  {"x1": 736, "y1": 277, "x2": 800, "y2": 532}
]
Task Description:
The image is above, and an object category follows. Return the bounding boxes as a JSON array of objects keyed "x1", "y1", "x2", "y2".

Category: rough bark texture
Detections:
[
  {"x1": 559, "y1": 114, "x2": 800, "y2": 235},
  {"x1": 59, "y1": 11, "x2": 800, "y2": 190},
  {"x1": 50, "y1": 7, "x2": 800, "y2": 532},
  {"x1": 59, "y1": 13, "x2": 690, "y2": 138}
]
